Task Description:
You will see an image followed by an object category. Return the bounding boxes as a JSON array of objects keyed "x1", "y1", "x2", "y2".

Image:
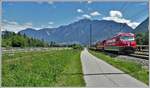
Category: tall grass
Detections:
[
  {"x1": 2, "y1": 49, "x2": 85, "y2": 86},
  {"x1": 90, "y1": 50, "x2": 149, "y2": 85}
]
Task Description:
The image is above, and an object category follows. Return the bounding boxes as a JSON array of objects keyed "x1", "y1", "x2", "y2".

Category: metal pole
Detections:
[{"x1": 90, "y1": 23, "x2": 92, "y2": 47}]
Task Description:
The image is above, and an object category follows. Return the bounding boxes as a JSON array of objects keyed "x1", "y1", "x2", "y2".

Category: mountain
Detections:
[
  {"x1": 133, "y1": 17, "x2": 149, "y2": 33},
  {"x1": 19, "y1": 19, "x2": 133, "y2": 45},
  {"x1": 132, "y1": 17, "x2": 149, "y2": 45}
]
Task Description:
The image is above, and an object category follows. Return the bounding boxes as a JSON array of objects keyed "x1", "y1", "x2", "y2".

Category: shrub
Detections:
[{"x1": 71, "y1": 44, "x2": 83, "y2": 50}]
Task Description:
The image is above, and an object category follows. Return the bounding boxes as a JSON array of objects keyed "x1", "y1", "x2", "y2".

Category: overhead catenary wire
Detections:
[
  {"x1": 118, "y1": 7, "x2": 148, "y2": 32},
  {"x1": 102, "y1": 2, "x2": 148, "y2": 33},
  {"x1": 105, "y1": 2, "x2": 129, "y2": 38},
  {"x1": 91, "y1": 2, "x2": 129, "y2": 44},
  {"x1": 90, "y1": 2, "x2": 148, "y2": 45},
  {"x1": 118, "y1": 2, "x2": 148, "y2": 32}
]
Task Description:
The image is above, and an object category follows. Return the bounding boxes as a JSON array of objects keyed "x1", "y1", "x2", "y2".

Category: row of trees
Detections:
[
  {"x1": 2, "y1": 31, "x2": 84, "y2": 50},
  {"x1": 2, "y1": 31, "x2": 49, "y2": 47}
]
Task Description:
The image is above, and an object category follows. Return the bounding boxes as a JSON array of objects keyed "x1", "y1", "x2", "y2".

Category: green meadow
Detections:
[{"x1": 2, "y1": 49, "x2": 85, "y2": 86}]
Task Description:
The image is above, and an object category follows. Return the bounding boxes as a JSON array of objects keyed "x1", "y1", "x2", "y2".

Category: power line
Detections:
[
  {"x1": 119, "y1": 2, "x2": 129, "y2": 11},
  {"x1": 119, "y1": 7, "x2": 148, "y2": 32},
  {"x1": 91, "y1": 2, "x2": 147, "y2": 45},
  {"x1": 95, "y1": 3, "x2": 129, "y2": 42},
  {"x1": 107, "y1": 3, "x2": 147, "y2": 33},
  {"x1": 107, "y1": 2, "x2": 129, "y2": 37},
  {"x1": 89, "y1": 23, "x2": 92, "y2": 47}
]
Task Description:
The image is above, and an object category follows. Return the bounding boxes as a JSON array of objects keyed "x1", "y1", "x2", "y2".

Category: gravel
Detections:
[{"x1": 116, "y1": 55, "x2": 149, "y2": 69}]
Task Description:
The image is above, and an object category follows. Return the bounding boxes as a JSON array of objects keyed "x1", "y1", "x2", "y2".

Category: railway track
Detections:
[
  {"x1": 103, "y1": 51, "x2": 148, "y2": 69},
  {"x1": 129, "y1": 53, "x2": 149, "y2": 60},
  {"x1": 134, "y1": 51, "x2": 149, "y2": 56},
  {"x1": 89, "y1": 48, "x2": 149, "y2": 69},
  {"x1": 89, "y1": 47, "x2": 149, "y2": 60},
  {"x1": 2, "y1": 47, "x2": 72, "y2": 54}
]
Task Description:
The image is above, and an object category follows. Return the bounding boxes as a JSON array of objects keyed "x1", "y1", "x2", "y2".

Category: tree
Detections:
[
  {"x1": 2, "y1": 31, "x2": 50, "y2": 47},
  {"x1": 135, "y1": 32, "x2": 149, "y2": 45},
  {"x1": 11, "y1": 36, "x2": 22, "y2": 47},
  {"x1": 71, "y1": 44, "x2": 83, "y2": 50},
  {"x1": 136, "y1": 33, "x2": 144, "y2": 45},
  {"x1": 143, "y1": 31, "x2": 149, "y2": 45}
]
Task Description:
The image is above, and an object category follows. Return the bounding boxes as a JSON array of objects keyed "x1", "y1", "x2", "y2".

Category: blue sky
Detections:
[{"x1": 2, "y1": 1, "x2": 149, "y2": 32}]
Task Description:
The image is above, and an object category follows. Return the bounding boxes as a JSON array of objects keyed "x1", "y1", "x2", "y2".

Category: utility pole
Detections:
[{"x1": 89, "y1": 23, "x2": 92, "y2": 47}]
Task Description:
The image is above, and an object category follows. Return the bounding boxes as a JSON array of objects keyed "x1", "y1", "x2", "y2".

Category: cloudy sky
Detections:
[{"x1": 2, "y1": 1, "x2": 149, "y2": 32}]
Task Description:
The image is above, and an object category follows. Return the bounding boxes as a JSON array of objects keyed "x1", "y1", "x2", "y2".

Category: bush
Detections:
[{"x1": 71, "y1": 44, "x2": 83, "y2": 50}]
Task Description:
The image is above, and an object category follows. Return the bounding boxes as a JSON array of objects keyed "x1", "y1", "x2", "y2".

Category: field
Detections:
[
  {"x1": 90, "y1": 50, "x2": 149, "y2": 85},
  {"x1": 2, "y1": 49, "x2": 85, "y2": 86}
]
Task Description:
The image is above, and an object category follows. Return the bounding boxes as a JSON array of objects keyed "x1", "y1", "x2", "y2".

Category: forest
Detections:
[{"x1": 2, "y1": 31, "x2": 49, "y2": 47}]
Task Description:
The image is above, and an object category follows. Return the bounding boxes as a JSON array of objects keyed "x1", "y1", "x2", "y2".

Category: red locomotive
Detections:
[{"x1": 96, "y1": 33, "x2": 136, "y2": 53}]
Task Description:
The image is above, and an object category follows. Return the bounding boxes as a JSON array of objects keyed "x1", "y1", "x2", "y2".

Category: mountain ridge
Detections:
[
  {"x1": 132, "y1": 17, "x2": 149, "y2": 33},
  {"x1": 19, "y1": 19, "x2": 133, "y2": 45}
]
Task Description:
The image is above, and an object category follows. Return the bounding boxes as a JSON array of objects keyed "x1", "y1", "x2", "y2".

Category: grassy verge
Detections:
[
  {"x1": 2, "y1": 49, "x2": 85, "y2": 86},
  {"x1": 89, "y1": 50, "x2": 149, "y2": 85}
]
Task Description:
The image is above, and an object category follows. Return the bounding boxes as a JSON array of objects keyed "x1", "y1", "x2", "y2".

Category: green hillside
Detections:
[
  {"x1": 2, "y1": 31, "x2": 49, "y2": 47},
  {"x1": 133, "y1": 18, "x2": 149, "y2": 45}
]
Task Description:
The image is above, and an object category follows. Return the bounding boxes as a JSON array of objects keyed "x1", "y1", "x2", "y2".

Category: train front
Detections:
[{"x1": 118, "y1": 33, "x2": 136, "y2": 53}]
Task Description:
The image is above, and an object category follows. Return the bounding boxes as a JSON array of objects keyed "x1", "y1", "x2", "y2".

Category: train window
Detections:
[
  {"x1": 116, "y1": 37, "x2": 120, "y2": 41},
  {"x1": 120, "y1": 36, "x2": 135, "y2": 41}
]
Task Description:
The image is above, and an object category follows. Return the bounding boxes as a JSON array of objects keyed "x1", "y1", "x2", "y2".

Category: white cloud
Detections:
[
  {"x1": 2, "y1": 20, "x2": 33, "y2": 33},
  {"x1": 2, "y1": 20, "x2": 56, "y2": 33},
  {"x1": 36, "y1": 1, "x2": 53, "y2": 4},
  {"x1": 76, "y1": 11, "x2": 100, "y2": 20},
  {"x1": 77, "y1": 9, "x2": 84, "y2": 13},
  {"x1": 41, "y1": 24, "x2": 53, "y2": 28},
  {"x1": 24, "y1": 22, "x2": 32, "y2": 26},
  {"x1": 90, "y1": 11, "x2": 101, "y2": 16},
  {"x1": 82, "y1": 14, "x2": 91, "y2": 19},
  {"x1": 87, "y1": 0, "x2": 92, "y2": 4},
  {"x1": 8, "y1": 21, "x2": 18, "y2": 25},
  {"x1": 128, "y1": 22, "x2": 140, "y2": 29},
  {"x1": 76, "y1": 14, "x2": 92, "y2": 20},
  {"x1": 102, "y1": 10, "x2": 140, "y2": 29},
  {"x1": 47, "y1": 1, "x2": 53, "y2": 4},
  {"x1": 48, "y1": 21, "x2": 54, "y2": 25},
  {"x1": 103, "y1": 17, "x2": 130, "y2": 23},
  {"x1": 110, "y1": 10, "x2": 122, "y2": 18},
  {"x1": 36, "y1": 1, "x2": 44, "y2": 4}
]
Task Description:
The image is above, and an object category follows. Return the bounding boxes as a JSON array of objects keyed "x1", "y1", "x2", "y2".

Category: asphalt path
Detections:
[{"x1": 81, "y1": 48, "x2": 148, "y2": 87}]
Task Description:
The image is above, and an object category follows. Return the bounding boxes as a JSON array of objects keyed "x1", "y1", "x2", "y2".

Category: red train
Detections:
[{"x1": 96, "y1": 33, "x2": 136, "y2": 53}]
